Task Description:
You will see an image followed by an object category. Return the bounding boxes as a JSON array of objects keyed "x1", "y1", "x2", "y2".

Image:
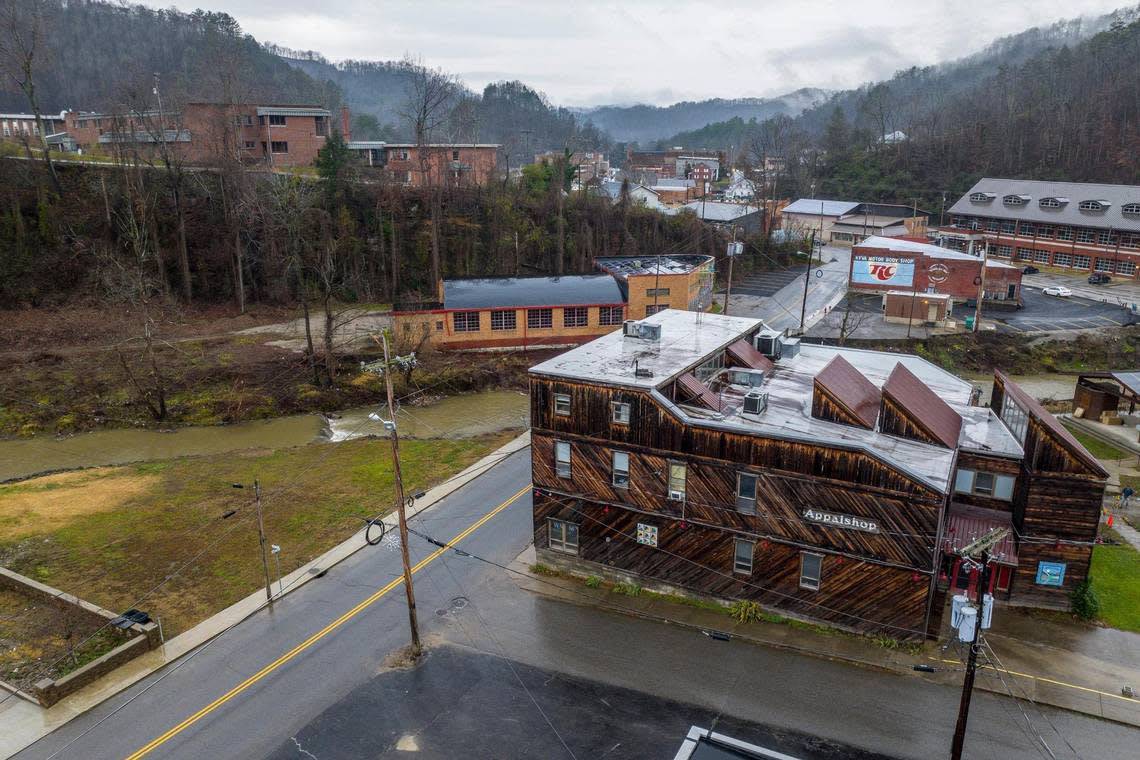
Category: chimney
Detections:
[{"x1": 340, "y1": 105, "x2": 351, "y2": 141}]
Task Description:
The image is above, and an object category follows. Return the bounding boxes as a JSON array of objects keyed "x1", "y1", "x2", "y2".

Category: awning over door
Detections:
[{"x1": 942, "y1": 504, "x2": 1018, "y2": 565}]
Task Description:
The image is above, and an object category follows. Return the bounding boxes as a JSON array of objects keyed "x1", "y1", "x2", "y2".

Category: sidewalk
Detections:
[
  {"x1": 0, "y1": 432, "x2": 531, "y2": 760},
  {"x1": 510, "y1": 545, "x2": 1140, "y2": 728}
]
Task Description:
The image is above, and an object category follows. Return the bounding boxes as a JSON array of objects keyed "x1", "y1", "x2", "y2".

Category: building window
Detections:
[
  {"x1": 1018, "y1": 222, "x2": 1036, "y2": 236},
  {"x1": 612, "y1": 451, "x2": 630, "y2": 489},
  {"x1": 243, "y1": 115, "x2": 254, "y2": 126},
  {"x1": 1078, "y1": 200, "x2": 1106, "y2": 212},
  {"x1": 528, "y1": 308, "x2": 553, "y2": 329},
  {"x1": 1053, "y1": 253, "x2": 1072, "y2": 267},
  {"x1": 999, "y1": 394, "x2": 1028, "y2": 444},
  {"x1": 1095, "y1": 258, "x2": 1114, "y2": 273},
  {"x1": 257, "y1": 115, "x2": 265, "y2": 126},
  {"x1": 1039, "y1": 197, "x2": 1062, "y2": 209},
  {"x1": 733, "y1": 539, "x2": 754, "y2": 575},
  {"x1": 1037, "y1": 225, "x2": 1054, "y2": 239},
  {"x1": 667, "y1": 462, "x2": 686, "y2": 501},
  {"x1": 1116, "y1": 260, "x2": 1135, "y2": 276},
  {"x1": 563, "y1": 306, "x2": 588, "y2": 327},
  {"x1": 1123, "y1": 203, "x2": 1140, "y2": 217},
  {"x1": 612, "y1": 401, "x2": 631, "y2": 424},
  {"x1": 969, "y1": 192, "x2": 993, "y2": 203},
  {"x1": 1072, "y1": 254, "x2": 1091, "y2": 269},
  {"x1": 315, "y1": 116, "x2": 328, "y2": 137},
  {"x1": 490, "y1": 309, "x2": 516, "y2": 331},
  {"x1": 1016, "y1": 248, "x2": 1033, "y2": 261},
  {"x1": 995, "y1": 245, "x2": 1013, "y2": 258},
  {"x1": 736, "y1": 472, "x2": 757, "y2": 514},
  {"x1": 243, "y1": 140, "x2": 256, "y2": 149},
  {"x1": 598, "y1": 305, "x2": 624, "y2": 325},
  {"x1": 973, "y1": 471, "x2": 995, "y2": 496},
  {"x1": 548, "y1": 518, "x2": 579, "y2": 554},
  {"x1": 554, "y1": 441, "x2": 572, "y2": 478},
  {"x1": 1003, "y1": 195, "x2": 1027, "y2": 206},
  {"x1": 451, "y1": 149, "x2": 460, "y2": 160},
  {"x1": 1076, "y1": 229, "x2": 1096, "y2": 243},
  {"x1": 270, "y1": 141, "x2": 288, "y2": 154},
  {"x1": 800, "y1": 553, "x2": 823, "y2": 590},
  {"x1": 1000, "y1": 221, "x2": 1016, "y2": 234},
  {"x1": 1033, "y1": 250, "x2": 1050, "y2": 264},
  {"x1": 986, "y1": 219, "x2": 1000, "y2": 232},
  {"x1": 1056, "y1": 226, "x2": 1073, "y2": 241},
  {"x1": 268, "y1": 114, "x2": 287, "y2": 127},
  {"x1": 1098, "y1": 230, "x2": 1116, "y2": 246},
  {"x1": 1122, "y1": 235, "x2": 1138, "y2": 250},
  {"x1": 645, "y1": 304, "x2": 667, "y2": 316},
  {"x1": 646, "y1": 287, "x2": 671, "y2": 297},
  {"x1": 453, "y1": 311, "x2": 480, "y2": 332},
  {"x1": 554, "y1": 393, "x2": 571, "y2": 416}
]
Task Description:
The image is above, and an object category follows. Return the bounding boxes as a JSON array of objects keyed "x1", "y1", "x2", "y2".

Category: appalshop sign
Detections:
[{"x1": 803, "y1": 509, "x2": 880, "y2": 534}]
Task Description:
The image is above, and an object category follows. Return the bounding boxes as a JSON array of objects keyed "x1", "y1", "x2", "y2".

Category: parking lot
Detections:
[
  {"x1": 996, "y1": 286, "x2": 1135, "y2": 333},
  {"x1": 730, "y1": 268, "x2": 803, "y2": 297}
]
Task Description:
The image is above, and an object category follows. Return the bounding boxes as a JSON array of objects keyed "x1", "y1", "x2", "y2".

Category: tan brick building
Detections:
[
  {"x1": 348, "y1": 142, "x2": 500, "y2": 187},
  {"x1": 594, "y1": 255, "x2": 716, "y2": 318},
  {"x1": 62, "y1": 103, "x2": 331, "y2": 167}
]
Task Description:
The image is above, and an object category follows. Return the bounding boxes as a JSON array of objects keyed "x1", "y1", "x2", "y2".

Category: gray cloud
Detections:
[{"x1": 137, "y1": 0, "x2": 1125, "y2": 106}]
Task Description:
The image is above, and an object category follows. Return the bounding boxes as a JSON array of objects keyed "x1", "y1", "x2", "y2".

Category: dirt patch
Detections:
[{"x1": 0, "y1": 469, "x2": 158, "y2": 541}]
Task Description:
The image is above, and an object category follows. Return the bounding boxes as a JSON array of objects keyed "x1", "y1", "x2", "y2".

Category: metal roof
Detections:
[
  {"x1": 677, "y1": 373, "x2": 723, "y2": 411},
  {"x1": 997, "y1": 371, "x2": 1109, "y2": 477},
  {"x1": 883, "y1": 363, "x2": 963, "y2": 448},
  {"x1": 1112, "y1": 371, "x2": 1140, "y2": 396},
  {"x1": 726, "y1": 339, "x2": 774, "y2": 373},
  {"x1": 814, "y1": 355, "x2": 880, "y2": 429},
  {"x1": 782, "y1": 199, "x2": 860, "y2": 217},
  {"x1": 950, "y1": 178, "x2": 1140, "y2": 233},
  {"x1": 442, "y1": 275, "x2": 624, "y2": 310},
  {"x1": 256, "y1": 106, "x2": 331, "y2": 117},
  {"x1": 856, "y1": 236, "x2": 1019, "y2": 270},
  {"x1": 943, "y1": 505, "x2": 1018, "y2": 565},
  {"x1": 681, "y1": 201, "x2": 760, "y2": 222}
]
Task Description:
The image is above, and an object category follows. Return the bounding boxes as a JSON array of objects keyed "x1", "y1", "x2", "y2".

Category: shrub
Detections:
[
  {"x1": 584, "y1": 575, "x2": 603, "y2": 588},
  {"x1": 1070, "y1": 578, "x2": 1100, "y2": 621},
  {"x1": 613, "y1": 582, "x2": 642, "y2": 596},
  {"x1": 729, "y1": 600, "x2": 762, "y2": 624},
  {"x1": 529, "y1": 563, "x2": 558, "y2": 577}
]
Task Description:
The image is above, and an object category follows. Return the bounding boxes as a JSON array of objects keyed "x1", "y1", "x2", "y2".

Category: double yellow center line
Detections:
[{"x1": 125, "y1": 484, "x2": 530, "y2": 760}]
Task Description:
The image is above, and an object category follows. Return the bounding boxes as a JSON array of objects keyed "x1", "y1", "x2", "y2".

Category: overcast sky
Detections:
[{"x1": 142, "y1": 1, "x2": 1126, "y2": 106}]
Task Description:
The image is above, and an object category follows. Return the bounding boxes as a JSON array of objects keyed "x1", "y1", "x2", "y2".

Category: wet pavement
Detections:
[{"x1": 996, "y1": 288, "x2": 1134, "y2": 334}]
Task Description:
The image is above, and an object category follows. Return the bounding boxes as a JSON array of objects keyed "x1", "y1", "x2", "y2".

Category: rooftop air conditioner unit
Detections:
[
  {"x1": 779, "y1": 336, "x2": 801, "y2": 359},
  {"x1": 729, "y1": 369, "x2": 765, "y2": 388},
  {"x1": 637, "y1": 323, "x2": 662, "y2": 341},
  {"x1": 742, "y1": 390, "x2": 768, "y2": 416},
  {"x1": 754, "y1": 330, "x2": 782, "y2": 359},
  {"x1": 623, "y1": 320, "x2": 640, "y2": 337}
]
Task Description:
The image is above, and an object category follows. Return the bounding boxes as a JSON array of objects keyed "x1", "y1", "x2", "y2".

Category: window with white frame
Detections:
[
  {"x1": 490, "y1": 309, "x2": 516, "y2": 331},
  {"x1": 1016, "y1": 248, "x2": 1034, "y2": 261},
  {"x1": 528, "y1": 308, "x2": 553, "y2": 329},
  {"x1": 1073, "y1": 254, "x2": 1091, "y2": 269},
  {"x1": 453, "y1": 311, "x2": 480, "y2": 332},
  {"x1": 270, "y1": 141, "x2": 289, "y2": 154},
  {"x1": 1078, "y1": 200, "x2": 1106, "y2": 212},
  {"x1": 733, "y1": 539, "x2": 754, "y2": 575},
  {"x1": 1095, "y1": 258, "x2": 1114, "y2": 272},
  {"x1": 554, "y1": 440, "x2": 572, "y2": 478},
  {"x1": 1053, "y1": 253, "x2": 1072, "y2": 267},
  {"x1": 954, "y1": 469, "x2": 1016, "y2": 501},
  {"x1": 999, "y1": 394, "x2": 1029, "y2": 444},
  {"x1": 1039, "y1": 197, "x2": 1062, "y2": 209},
  {"x1": 1056, "y1": 226, "x2": 1073, "y2": 241},
  {"x1": 1000, "y1": 220, "x2": 1016, "y2": 234},
  {"x1": 1018, "y1": 222, "x2": 1036, "y2": 236},
  {"x1": 970, "y1": 193, "x2": 993, "y2": 202},
  {"x1": 736, "y1": 472, "x2": 757, "y2": 514},
  {"x1": 598, "y1": 305, "x2": 624, "y2": 325},
  {"x1": 554, "y1": 393, "x2": 571, "y2": 416},
  {"x1": 612, "y1": 451, "x2": 630, "y2": 489},
  {"x1": 995, "y1": 245, "x2": 1013, "y2": 258},
  {"x1": 1098, "y1": 230, "x2": 1116, "y2": 246},
  {"x1": 1037, "y1": 225, "x2": 1054, "y2": 238},
  {"x1": 1121, "y1": 235, "x2": 1138, "y2": 250},
  {"x1": 986, "y1": 219, "x2": 1000, "y2": 232},
  {"x1": 645, "y1": 304, "x2": 667, "y2": 316},
  {"x1": 1116, "y1": 260, "x2": 1136, "y2": 276},
  {"x1": 268, "y1": 114, "x2": 287, "y2": 126},
  {"x1": 1033, "y1": 250, "x2": 1050, "y2": 264},
  {"x1": 667, "y1": 462, "x2": 686, "y2": 501},
  {"x1": 548, "y1": 519, "x2": 579, "y2": 554},
  {"x1": 611, "y1": 401, "x2": 631, "y2": 424},
  {"x1": 800, "y1": 553, "x2": 823, "y2": 590},
  {"x1": 1123, "y1": 203, "x2": 1140, "y2": 217},
  {"x1": 1076, "y1": 229, "x2": 1096, "y2": 243},
  {"x1": 563, "y1": 306, "x2": 588, "y2": 327},
  {"x1": 645, "y1": 287, "x2": 671, "y2": 297},
  {"x1": 1003, "y1": 195, "x2": 1028, "y2": 206}
]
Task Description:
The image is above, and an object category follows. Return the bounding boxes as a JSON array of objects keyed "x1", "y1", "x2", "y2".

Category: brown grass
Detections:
[{"x1": 0, "y1": 469, "x2": 159, "y2": 541}]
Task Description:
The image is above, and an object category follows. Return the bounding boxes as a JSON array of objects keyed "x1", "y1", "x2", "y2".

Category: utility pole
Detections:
[
  {"x1": 520, "y1": 129, "x2": 533, "y2": 160},
  {"x1": 381, "y1": 332, "x2": 422, "y2": 658},
  {"x1": 800, "y1": 230, "x2": 814, "y2": 331},
  {"x1": 725, "y1": 231, "x2": 742, "y2": 317},
  {"x1": 951, "y1": 549, "x2": 994, "y2": 760},
  {"x1": 230, "y1": 480, "x2": 273, "y2": 602},
  {"x1": 973, "y1": 242, "x2": 989, "y2": 332}
]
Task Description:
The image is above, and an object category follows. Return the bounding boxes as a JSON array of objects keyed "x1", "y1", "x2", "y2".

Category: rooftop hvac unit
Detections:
[
  {"x1": 623, "y1": 320, "x2": 640, "y2": 337},
  {"x1": 729, "y1": 369, "x2": 765, "y2": 388},
  {"x1": 754, "y1": 330, "x2": 782, "y2": 359},
  {"x1": 622, "y1": 320, "x2": 662, "y2": 341},
  {"x1": 742, "y1": 390, "x2": 768, "y2": 416},
  {"x1": 779, "y1": 336, "x2": 801, "y2": 359}
]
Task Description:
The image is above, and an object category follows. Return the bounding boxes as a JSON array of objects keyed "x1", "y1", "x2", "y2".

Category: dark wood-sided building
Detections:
[{"x1": 528, "y1": 311, "x2": 1107, "y2": 638}]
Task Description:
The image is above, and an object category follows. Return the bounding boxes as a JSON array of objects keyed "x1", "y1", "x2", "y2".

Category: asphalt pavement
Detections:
[
  {"x1": 997, "y1": 288, "x2": 1134, "y2": 334},
  {"x1": 14, "y1": 448, "x2": 1140, "y2": 760}
]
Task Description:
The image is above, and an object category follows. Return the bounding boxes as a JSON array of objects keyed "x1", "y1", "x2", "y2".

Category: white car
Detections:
[{"x1": 1043, "y1": 285, "x2": 1072, "y2": 297}]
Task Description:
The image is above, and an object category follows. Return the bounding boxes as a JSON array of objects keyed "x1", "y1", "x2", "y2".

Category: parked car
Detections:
[
  {"x1": 1022, "y1": 265, "x2": 1040, "y2": 274},
  {"x1": 1088, "y1": 272, "x2": 1112, "y2": 284},
  {"x1": 1043, "y1": 285, "x2": 1072, "y2": 297}
]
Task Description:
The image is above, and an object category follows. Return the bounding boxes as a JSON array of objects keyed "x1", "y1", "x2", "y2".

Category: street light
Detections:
[{"x1": 270, "y1": 544, "x2": 283, "y2": 596}]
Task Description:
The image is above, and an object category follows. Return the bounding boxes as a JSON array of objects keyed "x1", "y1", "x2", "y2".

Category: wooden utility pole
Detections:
[
  {"x1": 951, "y1": 549, "x2": 993, "y2": 760},
  {"x1": 254, "y1": 480, "x2": 272, "y2": 603},
  {"x1": 800, "y1": 230, "x2": 814, "y2": 331},
  {"x1": 973, "y1": 242, "x2": 989, "y2": 332},
  {"x1": 381, "y1": 332, "x2": 422, "y2": 657}
]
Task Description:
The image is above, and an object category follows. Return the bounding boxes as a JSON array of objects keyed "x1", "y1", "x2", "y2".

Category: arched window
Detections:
[
  {"x1": 1039, "y1": 197, "x2": 1062, "y2": 209},
  {"x1": 1122, "y1": 203, "x2": 1140, "y2": 217},
  {"x1": 969, "y1": 192, "x2": 994, "y2": 203},
  {"x1": 1079, "y1": 200, "x2": 1107, "y2": 212},
  {"x1": 1003, "y1": 195, "x2": 1028, "y2": 206}
]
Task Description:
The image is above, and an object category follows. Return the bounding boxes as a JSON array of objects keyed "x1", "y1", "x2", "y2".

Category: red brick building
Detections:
[
  {"x1": 938, "y1": 178, "x2": 1140, "y2": 279},
  {"x1": 849, "y1": 236, "x2": 1022, "y2": 305},
  {"x1": 347, "y1": 142, "x2": 500, "y2": 187},
  {"x1": 62, "y1": 104, "x2": 332, "y2": 167}
]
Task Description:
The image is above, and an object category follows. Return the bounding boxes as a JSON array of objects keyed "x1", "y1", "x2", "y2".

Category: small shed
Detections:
[
  {"x1": 883, "y1": 290, "x2": 951, "y2": 326},
  {"x1": 1074, "y1": 371, "x2": 1140, "y2": 421}
]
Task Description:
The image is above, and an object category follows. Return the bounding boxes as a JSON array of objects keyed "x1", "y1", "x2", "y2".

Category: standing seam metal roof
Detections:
[
  {"x1": 442, "y1": 275, "x2": 624, "y2": 310},
  {"x1": 814, "y1": 355, "x2": 881, "y2": 429},
  {"x1": 883, "y1": 363, "x2": 963, "y2": 448},
  {"x1": 949, "y1": 178, "x2": 1140, "y2": 233}
]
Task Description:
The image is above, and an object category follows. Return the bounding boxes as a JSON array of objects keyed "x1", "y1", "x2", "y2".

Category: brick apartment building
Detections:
[
  {"x1": 61, "y1": 104, "x2": 332, "y2": 167},
  {"x1": 938, "y1": 178, "x2": 1140, "y2": 279},
  {"x1": 530, "y1": 310, "x2": 1107, "y2": 638},
  {"x1": 849, "y1": 236, "x2": 1023, "y2": 305},
  {"x1": 534, "y1": 150, "x2": 609, "y2": 184},
  {"x1": 625, "y1": 147, "x2": 724, "y2": 180},
  {"x1": 594, "y1": 255, "x2": 716, "y2": 318},
  {"x1": 347, "y1": 142, "x2": 500, "y2": 187},
  {"x1": 0, "y1": 112, "x2": 66, "y2": 142}
]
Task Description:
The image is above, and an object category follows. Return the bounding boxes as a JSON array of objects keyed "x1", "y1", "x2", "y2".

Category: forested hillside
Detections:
[{"x1": 0, "y1": 1, "x2": 337, "y2": 113}]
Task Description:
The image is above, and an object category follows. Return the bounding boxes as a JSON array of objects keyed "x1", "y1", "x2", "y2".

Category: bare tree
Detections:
[
  {"x1": 400, "y1": 57, "x2": 457, "y2": 287},
  {"x1": 0, "y1": 1, "x2": 62, "y2": 194}
]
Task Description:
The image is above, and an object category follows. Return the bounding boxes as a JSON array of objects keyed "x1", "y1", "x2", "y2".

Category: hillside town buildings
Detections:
[
  {"x1": 529, "y1": 310, "x2": 1107, "y2": 637},
  {"x1": 938, "y1": 178, "x2": 1140, "y2": 280},
  {"x1": 349, "y1": 142, "x2": 501, "y2": 187},
  {"x1": 782, "y1": 199, "x2": 930, "y2": 244},
  {"x1": 594, "y1": 255, "x2": 716, "y2": 317}
]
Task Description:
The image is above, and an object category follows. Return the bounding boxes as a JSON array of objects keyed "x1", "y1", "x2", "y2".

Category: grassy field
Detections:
[
  {"x1": 0, "y1": 433, "x2": 514, "y2": 639},
  {"x1": 1091, "y1": 530, "x2": 1140, "y2": 633},
  {"x1": 1062, "y1": 424, "x2": 1132, "y2": 461}
]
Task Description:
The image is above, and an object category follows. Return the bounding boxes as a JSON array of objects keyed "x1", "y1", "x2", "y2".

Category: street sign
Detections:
[{"x1": 727, "y1": 242, "x2": 744, "y2": 257}]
